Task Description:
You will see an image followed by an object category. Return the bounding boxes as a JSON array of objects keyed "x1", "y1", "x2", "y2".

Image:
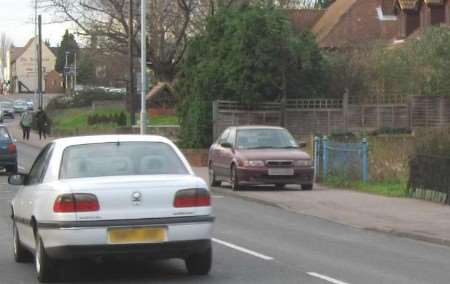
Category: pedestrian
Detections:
[
  {"x1": 20, "y1": 110, "x2": 33, "y2": 140},
  {"x1": 35, "y1": 108, "x2": 49, "y2": 140}
]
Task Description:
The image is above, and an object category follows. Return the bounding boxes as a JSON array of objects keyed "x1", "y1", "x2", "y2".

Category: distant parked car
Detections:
[
  {"x1": 108, "y1": 88, "x2": 126, "y2": 95},
  {"x1": 0, "y1": 102, "x2": 15, "y2": 119},
  {"x1": 0, "y1": 126, "x2": 17, "y2": 173},
  {"x1": 24, "y1": 99, "x2": 34, "y2": 110},
  {"x1": 209, "y1": 126, "x2": 314, "y2": 191},
  {"x1": 13, "y1": 100, "x2": 28, "y2": 113}
]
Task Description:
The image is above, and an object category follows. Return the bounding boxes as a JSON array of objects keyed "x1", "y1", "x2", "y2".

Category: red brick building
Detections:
[
  {"x1": 289, "y1": 0, "x2": 450, "y2": 48},
  {"x1": 395, "y1": 0, "x2": 450, "y2": 38}
]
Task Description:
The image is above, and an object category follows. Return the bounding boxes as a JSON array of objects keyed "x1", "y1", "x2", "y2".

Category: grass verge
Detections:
[
  {"x1": 323, "y1": 176, "x2": 408, "y2": 198},
  {"x1": 50, "y1": 106, "x2": 178, "y2": 130}
]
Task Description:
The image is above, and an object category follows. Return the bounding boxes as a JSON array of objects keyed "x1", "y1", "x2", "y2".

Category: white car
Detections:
[{"x1": 9, "y1": 135, "x2": 214, "y2": 282}]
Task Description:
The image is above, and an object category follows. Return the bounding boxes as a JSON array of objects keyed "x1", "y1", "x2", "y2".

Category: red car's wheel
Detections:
[
  {"x1": 231, "y1": 165, "x2": 241, "y2": 191},
  {"x1": 209, "y1": 164, "x2": 221, "y2": 187}
]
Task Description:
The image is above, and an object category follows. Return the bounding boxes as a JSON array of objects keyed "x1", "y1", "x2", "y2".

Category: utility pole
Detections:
[
  {"x1": 74, "y1": 52, "x2": 77, "y2": 92},
  {"x1": 35, "y1": 0, "x2": 38, "y2": 106},
  {"x1": 140, "y1": 0, "x2": 147, "y2": 134},
  {"x1": 129, "y1": 0, "x2": 136, "y2": 125},
  {"x1": 38, "y1": 15, "x2": 43, "y2": 109}
]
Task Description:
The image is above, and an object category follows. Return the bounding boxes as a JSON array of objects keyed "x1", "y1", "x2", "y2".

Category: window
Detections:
[
  {"x1": 27, "y1": 144, "x2": 54, "y2": 185},
  {"x1": 236, "y1": 128, "x2": 298, "y2": 149},
  {"x1": 226, "y1": 128, "x2": 236, "y2": 146},
  {"x1": 0, "y1": 128, "x2": 11, "y2": 142},
  {"x1": 60, "y1": 142, "x2": 189, "y2": 179},
  {"x1": 218, "y1": 129, "x2": 230, "y2": 144}
]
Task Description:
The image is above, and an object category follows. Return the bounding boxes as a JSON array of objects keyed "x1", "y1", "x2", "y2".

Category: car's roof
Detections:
[
  {"x1": 53, "y1": 135, "x2": 173, "y2": 148},
  {"x1": 232, "y1": 125, "x2": 286, "y2": 130}
]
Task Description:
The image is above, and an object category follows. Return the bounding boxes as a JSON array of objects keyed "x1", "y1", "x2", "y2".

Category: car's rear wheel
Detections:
[
  {"x1": 301, "y1": 184, "x2": 313, "y2": 191},
  {"x1": 35, "y1": 234, "x2": 57, "y2": 283},
  {"x1": 209, "y1": 164, "x2": 221, "y2": 187},
  {"x1": 13, "y1": 222, "x2": 32, "y2": 263},
  {"x1": 185, "y1": 247, "x2": 212, "y2": 275},
  {"x1": 231, "y1": 165, "x2": 241, "y2": 191},
  {"x1": 6, "y1": 165, "x2": 18, "y2": 174}
]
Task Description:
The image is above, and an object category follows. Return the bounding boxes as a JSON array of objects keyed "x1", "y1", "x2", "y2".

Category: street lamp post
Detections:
[
  {"x1": 140, "y1": 0, "x2": 147, "y2": 135},
  {"x1": 65, "y1": 51, "x2": 70, "y2": 93}
]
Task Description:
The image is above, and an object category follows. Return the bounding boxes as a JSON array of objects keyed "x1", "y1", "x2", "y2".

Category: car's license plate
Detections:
[
  {"x1": 268, "y1": 168, "x2": 294, "y2": 176},
  {"x1": 108, "y1": 227, "x2": 167, "y2": 244}
]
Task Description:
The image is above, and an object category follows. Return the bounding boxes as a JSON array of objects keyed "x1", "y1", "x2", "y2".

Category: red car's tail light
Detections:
[
  {"x1": 174, "y1": 188, "x2": 211, "y2": 208},
  {"x1": 54, "y1": 193, "x2": 100, "y2": 213},
  {"x1": 7, "y1": 144, "x2": 16, "y2": 154}
]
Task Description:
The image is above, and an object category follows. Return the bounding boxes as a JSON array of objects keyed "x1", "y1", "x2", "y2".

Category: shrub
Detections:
[
  {"x1": 46, "y1": 89, "x2": 124, "y2": 112},
  {"x1": 118, "y1": 112, "x2": 127, "y2": 126}
]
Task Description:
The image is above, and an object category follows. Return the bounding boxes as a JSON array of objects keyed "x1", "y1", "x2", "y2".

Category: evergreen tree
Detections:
[{"x1": 55, "y1": 30, "x2": 79, "y2": 74}]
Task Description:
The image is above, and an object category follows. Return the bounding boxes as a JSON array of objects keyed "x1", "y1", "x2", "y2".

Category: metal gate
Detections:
[{"x1": 314, "y1": 137, "x2": 369, "y2": 182}]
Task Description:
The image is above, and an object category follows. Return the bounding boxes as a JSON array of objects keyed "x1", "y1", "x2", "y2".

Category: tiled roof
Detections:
[
  {"x1": 288, "y1": 9, "x2": 326, "y2": 32},
  {"x1": 311, "y1": 0, "x2": 358, "y2": 44},
  {"x1": 10, "y1": 37, "x2": 35, "y2": 63}
]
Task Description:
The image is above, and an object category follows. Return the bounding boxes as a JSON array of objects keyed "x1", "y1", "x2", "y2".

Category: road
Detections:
[{"x1": 1, "y1": 125, "x2": 450, "y2": 283}]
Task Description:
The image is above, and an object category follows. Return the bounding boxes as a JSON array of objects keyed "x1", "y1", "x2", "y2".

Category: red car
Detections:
[{"x1": 208, "y1": 126, "x2": 314, "y2": 191}]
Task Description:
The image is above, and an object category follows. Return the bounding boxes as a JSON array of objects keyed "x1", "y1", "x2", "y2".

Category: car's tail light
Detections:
[
  {"x1": 174, "y1": 188, "x2": 211, "y2": 208},
  {"x1": 7, "y1": 144, "x2": 16, "y2": 154},
  {"x1": 54, "y1": 193, "x2": 100, "y2": 213}
]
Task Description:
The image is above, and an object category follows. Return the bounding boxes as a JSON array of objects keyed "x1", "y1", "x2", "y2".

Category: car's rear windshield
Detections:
[
  {"x1": 0, "y1": 128, "x2": 11, "y2": 142},
  {"x1": 236, "y1": 128, "x2": 298, "y2": 149},
  {"x1": 60, "y1": 142, "x2": 189, "y2": 179}
]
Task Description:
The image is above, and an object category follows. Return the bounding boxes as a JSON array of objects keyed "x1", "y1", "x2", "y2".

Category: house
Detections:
[
  {"x1": 290, "y1": 0, "x2": 450, "y2": 49},
  {"x1": 395, "y1": 0, "x2": 450, "y2": 38},
  {"x1": 4, "y1": 37, "x2": 58, "y2": 93}
]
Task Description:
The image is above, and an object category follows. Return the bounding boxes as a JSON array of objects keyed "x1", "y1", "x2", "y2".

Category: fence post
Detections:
[
  {"x1": 362, "y1": 138, "x2": 369, "y2": 182},
  {"x1": 314, "y1": 136, "x2": 320, "y2": 181},
  {"x1": 343, "y1": 90, "x2": 349, "y2": 132},
  {"x1": 212, "y1": 101, "x2": 219, "y2": 141},
  {"x1": 322, "y1": 136, "x2": 329, "y2": 179}
]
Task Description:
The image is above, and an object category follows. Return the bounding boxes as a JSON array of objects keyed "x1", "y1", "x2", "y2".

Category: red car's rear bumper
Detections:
[{"x1": 236, "y1": 167, "x2": 314, "y2": 185}]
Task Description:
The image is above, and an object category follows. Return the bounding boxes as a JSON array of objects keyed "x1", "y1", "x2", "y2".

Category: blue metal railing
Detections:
[{"x1": 314, "y1": 136, "x2": 369, "y2": 182}]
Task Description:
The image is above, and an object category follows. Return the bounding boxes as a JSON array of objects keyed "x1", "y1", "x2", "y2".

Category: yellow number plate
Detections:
[{"x1": 108, "y1": 227, "x2": 167, "y2": 244}]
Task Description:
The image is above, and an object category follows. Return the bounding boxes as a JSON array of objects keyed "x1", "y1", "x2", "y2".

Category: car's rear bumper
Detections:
[
  {"x1": 38, "y1": 216, "x2": 214, "y2": 259},
  {"x1": 46, "y1": 240, "x2": 211, "y2": 259},
  {"x1": 237, "y1": 167, "x2": 314, "y2": 185}
]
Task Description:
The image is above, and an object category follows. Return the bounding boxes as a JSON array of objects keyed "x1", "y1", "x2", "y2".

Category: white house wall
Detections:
[{"x1": 13, "y1": 38, "x2": 56, "y2": 93}]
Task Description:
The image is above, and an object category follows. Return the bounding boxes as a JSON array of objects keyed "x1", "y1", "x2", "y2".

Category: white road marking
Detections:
[
  {"x1": 212, "y1": 238, "x2": 274, "y2": 261},
  {"x1": 18, "y1": 166, "x2": 25, "y2": 171},
  {"x1": 212, "y1": 195, "x2": 224, "y2": 198},
  {"x1": 307, "y1": 272, "x2": 350, "y2": 284}
]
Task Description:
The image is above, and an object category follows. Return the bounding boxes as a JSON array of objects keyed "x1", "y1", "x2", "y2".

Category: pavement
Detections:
[{"x1": 4, "y1": 95, "x2": 450, "y2": 248}]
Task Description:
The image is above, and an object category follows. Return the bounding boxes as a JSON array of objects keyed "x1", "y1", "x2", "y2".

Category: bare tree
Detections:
[
  {"x1": 38, "y1": 0, "x2": 320, "y2": 84},
  {"x1": 0, "y1": 33, "x2": 13, "y2": 71},
  {"x1": 38, "y1": 0, "x2": 201, "y2": 83}
]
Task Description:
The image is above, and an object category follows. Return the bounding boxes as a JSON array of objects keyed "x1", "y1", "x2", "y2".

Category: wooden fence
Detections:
[{"x1": 212, "y1": 95, "x2": 450, "y2": 139}]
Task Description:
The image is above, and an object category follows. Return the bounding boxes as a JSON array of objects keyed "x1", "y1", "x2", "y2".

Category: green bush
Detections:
[{"x1": 415, "y1": 128, "x2": 450, "y2": 157}]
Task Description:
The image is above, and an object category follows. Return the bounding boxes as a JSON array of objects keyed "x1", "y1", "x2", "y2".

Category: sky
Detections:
[{"x1": 0, "y1": 0, "x2": 71, "y2": 47}]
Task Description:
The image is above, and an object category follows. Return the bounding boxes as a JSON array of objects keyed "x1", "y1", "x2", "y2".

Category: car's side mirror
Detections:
[
  {"x1": 221, "y1": 142, "x2": 233, "y2": 149},
  {"x1": 8, "y1": 174, "x2": 26, "y2": 186},
  {"x1": 298, "y1": 141, "x2": 307, "y2": 148}
]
